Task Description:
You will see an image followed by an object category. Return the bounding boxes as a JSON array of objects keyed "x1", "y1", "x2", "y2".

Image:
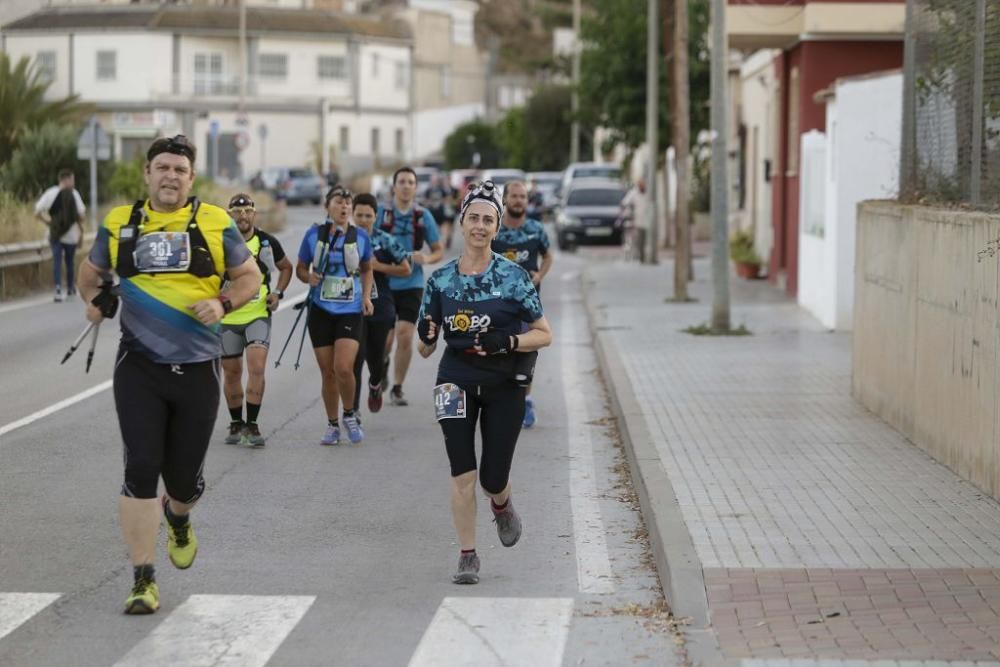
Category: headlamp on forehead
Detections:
[
  {"x1": 460, "y1": 180, "x2": 504, "y2": 222},
  {"x1": 147, "y1": 135, "x2": 196, "y2": 163},
  {"x1": 228, "y1": 193, "x2": 256, "y2": 211},
  {"x1": 325, "y1": 185, "x2": 353, "y2": 204}
]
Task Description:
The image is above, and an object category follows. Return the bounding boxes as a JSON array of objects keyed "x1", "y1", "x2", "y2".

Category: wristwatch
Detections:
[
  {"x1": 217, "y1": 294, "x2": 234, "y2": 314},
  {"x1": 275, "y1": 289, "x2": 285, "y2": 300}
]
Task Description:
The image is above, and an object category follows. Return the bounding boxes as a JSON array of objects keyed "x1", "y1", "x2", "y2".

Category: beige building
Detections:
[{"x1": 1, "y1": 4, "x2": 413, "y2": 178}]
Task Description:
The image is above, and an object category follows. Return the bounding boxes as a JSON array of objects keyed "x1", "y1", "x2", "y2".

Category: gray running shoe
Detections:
[
  {"x1": 493, "y1": 500, "x2": 522, "y2": 547},
  {"x1": 225, "y1": 421, "x2": 245, "y2": 445},
  {"x1": 452, "y1": 551, "x2": 480, "y2": 585},
  {"x1": 389, "y1": 386, "x2": 408, "y2": 406},
  {"x1": 244, "y1": 422, "x2": 265, "y2": 447},
  {"x1": 321, "y1": 423, "x2": 340, "y2": 446}
]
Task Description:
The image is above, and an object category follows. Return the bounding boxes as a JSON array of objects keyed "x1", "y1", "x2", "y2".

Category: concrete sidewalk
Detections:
[{"x1": 583, "y1": 256, "x2": 1000, "y2": 666}]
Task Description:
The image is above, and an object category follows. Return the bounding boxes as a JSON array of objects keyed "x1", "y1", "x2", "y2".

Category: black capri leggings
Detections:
[
  {"x1": 113, "y1": 347, "x2": 220, "y2": 502},
  {"x1": 438, "y1": 380, "x2": 526, "y2": 494},
  {"x1": 353, "y1": 318, "x2": 394, "y2": 407}
]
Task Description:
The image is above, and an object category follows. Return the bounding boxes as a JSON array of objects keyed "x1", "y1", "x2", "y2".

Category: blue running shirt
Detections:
[
  {"x1": 298, "y1": 222, "x2": 373, "y2": 316},
  {"x1": 419, "y1": 253, "x2": 543, "y2": 386},
  {"x1": 375, "y1": 205, "x2": 440, "y2": 291},
  {"x1": 491, "y1": 218, "x2": 550, "y2": 273}
]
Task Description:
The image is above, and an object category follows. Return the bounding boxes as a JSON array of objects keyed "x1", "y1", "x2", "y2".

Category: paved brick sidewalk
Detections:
[{"x1": 583, "y1": 257, "x2": 1000, "y2": 665}]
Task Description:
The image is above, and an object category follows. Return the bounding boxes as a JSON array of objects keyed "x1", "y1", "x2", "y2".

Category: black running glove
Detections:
[
  {"x1": 418, "y1": 316, "x2": 439, "y2": 345},
  {"x1": 476, "y1": 329, "x2": 513, "y2": 355},
  {"x1": 91, "y1": 282, "x2": 119, "y2": 319}
]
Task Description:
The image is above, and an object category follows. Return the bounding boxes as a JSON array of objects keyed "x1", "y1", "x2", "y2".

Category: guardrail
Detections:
[{"x1": 0, "y1": 234, "x2": 96, "y2": 300}]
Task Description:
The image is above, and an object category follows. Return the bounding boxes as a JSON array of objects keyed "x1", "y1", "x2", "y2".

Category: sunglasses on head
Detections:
[{"x1": 148, "y1": 135, "x2": 196, "y2": 162}]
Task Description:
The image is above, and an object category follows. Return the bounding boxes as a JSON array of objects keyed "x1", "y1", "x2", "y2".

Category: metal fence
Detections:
[{"x1": 901, "y1": 0, "x2": 1000, "y2": 208}]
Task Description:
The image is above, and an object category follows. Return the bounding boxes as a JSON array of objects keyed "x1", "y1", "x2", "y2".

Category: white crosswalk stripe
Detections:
[
  {"x1": 113, "y1": 594, "x2": 315, "y2": 667},
  {"x1": 0, "y1": 593, "x2": 61, "y2": 642},
  {"x1": 408, "y1": 597, "x2": 574, "y2": 667}
]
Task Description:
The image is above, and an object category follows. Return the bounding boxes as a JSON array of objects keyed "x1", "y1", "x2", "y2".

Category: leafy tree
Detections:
[
  {"x1": 496, "y1": 85, "x2": 594, "y2": 171},
  {"x1": 443, "y1": 120, "x2": 504, "y2": 170},
  {"x1": 577, "y1": 0, "x2": 709, "y2": 152},
  {"x1": 0, "y1": 122, "x2": 113, "y2": 204},
  {"x1": 0, "y1": 52, "x2": 91, "y2": 166},
  {"x1": 107, "y1": 155, "x2": 148, "y2": 202}
]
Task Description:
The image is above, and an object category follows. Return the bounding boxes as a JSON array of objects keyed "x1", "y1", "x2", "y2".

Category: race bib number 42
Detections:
[
  {"x1": 133, "y1": 232, "x2": 191, "y2": 272},
  {"x1": 433, "y1": 383, "x2": 467, "y2": 421}
]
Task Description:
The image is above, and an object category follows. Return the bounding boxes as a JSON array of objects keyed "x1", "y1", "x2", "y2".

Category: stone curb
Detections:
[{"x1": 581, "y1": 269, "x2": 735, "y2": 667}]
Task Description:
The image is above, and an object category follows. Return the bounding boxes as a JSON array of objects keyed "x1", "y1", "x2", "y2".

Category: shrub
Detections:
[{"x1": 729, "y1": 228, "x2": 761, "y2": 265}]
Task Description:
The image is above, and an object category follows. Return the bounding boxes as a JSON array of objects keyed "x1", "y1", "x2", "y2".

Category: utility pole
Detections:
[
  {"x1": 645, "y1": 0, "x2": 659, "y2": 264},
  {"x1": 570, "y1": 0, "x2": 582, "y2": 163},
  {"x1": 238, "y1": 0, "x2": 247, "y2": 110},
  {"x1": 671, "y1": 0, "x2": 691, "y2": 299},
  {"x1": 709, "y1": 0, "x2": 730, "y2": 330}
]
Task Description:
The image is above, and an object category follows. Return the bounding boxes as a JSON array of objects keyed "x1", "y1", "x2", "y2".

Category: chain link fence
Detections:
[{"x1": 901, "y1": 0, "x2": 1000, "y2": 208}]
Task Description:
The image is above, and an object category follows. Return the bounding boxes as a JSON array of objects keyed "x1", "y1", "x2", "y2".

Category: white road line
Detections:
[
  {"x1": 0, "y1": 291, "x2": 308, "y2": 440},
  {"x1": 0, "y1": 296, "x2": 53, "y2": 315},
  {"x1": 0, "y1": 593, "x2": 61, "y2": 642},
  {"x1": 408, "y1": 597, "x2": 574, "y2": 667},
  {"x1": 561, "y1": 293, "x2": 616, "y2": 595},
  {"x1": 114, "y1": 594, "x2": 314, "y2": 667},
  {"x1": 0, "y1": 381, "x2": 112, "y2": 439}
]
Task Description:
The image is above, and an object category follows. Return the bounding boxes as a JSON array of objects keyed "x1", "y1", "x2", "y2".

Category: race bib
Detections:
[
  {"x1": 433, "y1": 383, "x2": 467, "y2": 421},
  {"x1": 320, "y1": 275, "x2": 355, "y2": 303},
  {"x1": 133, "y1": 232, "x2": 191, "y2": 273},
  {"x1": 221, "y1": 279, "x2": 261, "y2": 303}
]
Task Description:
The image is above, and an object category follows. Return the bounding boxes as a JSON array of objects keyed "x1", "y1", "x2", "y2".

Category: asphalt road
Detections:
[{"x1": 0, "y1": 206, "x2": 681, "y2": 666}]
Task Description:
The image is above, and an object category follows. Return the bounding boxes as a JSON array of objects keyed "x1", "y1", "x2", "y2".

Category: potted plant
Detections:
[{"x1": 729, "y1": 228, "x2": 762, "y2": 279}]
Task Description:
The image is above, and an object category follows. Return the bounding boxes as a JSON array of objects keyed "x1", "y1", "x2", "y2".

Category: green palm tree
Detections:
[{"x1": 0, "y1": 52, "x2": 91, "y2": 165}]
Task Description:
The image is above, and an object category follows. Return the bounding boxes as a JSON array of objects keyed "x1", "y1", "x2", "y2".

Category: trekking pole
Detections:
[
  {"x1": 85, "y1": 323, "x2": 101, "y2": 373},
  {"x1": 61, "y1": 322, "x2": 96, "y2": 365},
  {"x1": 274, "y1": 297, "x2": 307, "y2": 368},
  {"x1": 293, "y1": 294, "x2": 313, "y2": 370}
]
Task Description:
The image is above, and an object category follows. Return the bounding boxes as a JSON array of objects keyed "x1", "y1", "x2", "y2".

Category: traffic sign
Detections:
[
  {"x1": 235, "y1": 131, "x2": 250, "y2": 150},
  {"x1": 76, "y1": 121, "x2": 111, "y2": 161},
  {"x1": 208, "y1": 119, "x2": 220, "y2": 139}
]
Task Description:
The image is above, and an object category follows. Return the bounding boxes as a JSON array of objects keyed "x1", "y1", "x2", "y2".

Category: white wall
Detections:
[
  {"x1": 412, "y1": 102, "x2": 484, "y2": 159},
  {"x1": 357, "y1": 42, "x2": 411, "y2": 111},
  {"x1": 73, "y1": 33, "x2": 173, "y2": 102},
  {"x1": 254, "y1": 37, "x2": 352, "y2": 101},
  {"x1": 2, "y1": 34, "x2": 72, "y2": 100},
  {"x1": 737, "y1": 49, "x2": 779, "y2": 267},
  {"x1": 797, "y1": 129, "x2": 834, "y2": 328},
  {"x1": 177, "y1": 36, "x2": 244, "y2": 96},
  {"x1": 797, "y1": 71, "x2": 901, "y2": 331},
  {"x1": 832, "y1": 71, "x2": 902, "y2": 329}
]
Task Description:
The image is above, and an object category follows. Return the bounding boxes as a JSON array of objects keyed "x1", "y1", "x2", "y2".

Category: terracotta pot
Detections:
[{"x1": 734, "y1": 261, "x2": 760, "y2": 279}]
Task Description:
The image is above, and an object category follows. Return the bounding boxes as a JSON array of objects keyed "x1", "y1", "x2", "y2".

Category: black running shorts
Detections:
[
  {"x1": 113, "y1": 347, "x2": 220, "y2": 502},
  {"x1": 308, "y1": 308, "x2": 363, "y2": 347}
]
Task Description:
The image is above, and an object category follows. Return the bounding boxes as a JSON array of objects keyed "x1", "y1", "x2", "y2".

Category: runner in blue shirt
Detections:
[
  {"x1": 296, "y1": 185, "x2": 374, "y2": 445},
  {"x1": 376, "y1": 166, "x2": 443, "y2": 407},
  {"x1": 350, "y1": 192, "x2": 412, "y2": 417},
  {"x1": 491, "y1": 180, "x2": 553, "y2": 429}
]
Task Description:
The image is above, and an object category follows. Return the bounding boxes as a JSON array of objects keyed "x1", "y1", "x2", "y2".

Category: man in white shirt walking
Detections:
[{"x1": 35, "y1": 168, "x2": 86, "y2": 302}]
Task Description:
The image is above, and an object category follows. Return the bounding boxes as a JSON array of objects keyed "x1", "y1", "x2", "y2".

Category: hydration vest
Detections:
[
  {"x1": 317, "y1": 221, "x2": 360, "y2": 276},
  {"x1": 380, "y1": 206, "x2": 426, "y2": 251},
  {"x1": 115, "y1": 197, "x2": 216, "y2": 279}
]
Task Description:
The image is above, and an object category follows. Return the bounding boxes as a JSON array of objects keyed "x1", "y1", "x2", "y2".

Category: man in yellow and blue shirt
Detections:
[{"x1": 78, "y1": 136, "x2": 260, "y2": 615}]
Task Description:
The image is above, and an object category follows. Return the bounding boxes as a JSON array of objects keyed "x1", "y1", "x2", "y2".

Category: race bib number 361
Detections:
[
  {"x1": 433, "y1": 383, "x2": 467, "y2": 421},
  {"x1": 134, "y1": 232, "x2": 191, "y2": 272}
]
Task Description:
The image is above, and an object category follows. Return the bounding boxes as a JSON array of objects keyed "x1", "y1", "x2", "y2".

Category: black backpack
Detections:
[{"x1": 48, "y1": 188, "x2": 78, "y2": 242}]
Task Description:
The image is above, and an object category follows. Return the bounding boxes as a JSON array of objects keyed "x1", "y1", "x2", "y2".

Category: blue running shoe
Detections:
[
  {"x1": 321, "y1": 423, "x2": 340, "y2": 446},
  {"x1": 343, "y1": 413, "x2": 364, "y2": 444},
  {"x1": 522, "y1": 398, "x2": 536, "y2": 429}
]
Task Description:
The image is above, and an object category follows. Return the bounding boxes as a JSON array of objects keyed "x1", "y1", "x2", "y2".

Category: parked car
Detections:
[
  {"x1": 527, "y1": 171, "x2": 563, "y2": 218},
  {"x1": 250, "y1": 167, "x2": 324, "y2": 205},
  {"x1": 555, "y1": 178, "x2": 627, "y2": 249},
  {"x1": 559, "y1": 162, "x2": 622, "y2": 203},
  {"x1": 449, "y1": 169, "x2": 479, "y2": 193},
  {"x1": 479, "y1": 168, "x2": 526, "y2": 197}
]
